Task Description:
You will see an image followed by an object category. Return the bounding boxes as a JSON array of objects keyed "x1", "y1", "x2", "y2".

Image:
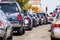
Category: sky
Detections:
[{"x1": 41, "y1": 0, "x2": 60, "y2": 13}]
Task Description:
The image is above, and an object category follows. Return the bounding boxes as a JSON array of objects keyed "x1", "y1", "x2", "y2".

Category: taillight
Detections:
[
  {"x1": 53, "y1": 24, "x2": 60, "y2": 28},
  {"x1": 0, "y1": 21, "x2": 2, "y2": 26},
  {"x1": 17, "y1": 14, "x2": 22, "y2": 21},
  {"x1": 52, "y1": 14, "x2": 56, "y2": 17}
]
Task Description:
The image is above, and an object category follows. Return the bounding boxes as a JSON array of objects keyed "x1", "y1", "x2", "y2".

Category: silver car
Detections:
[
  {"x1": 0, "y1": 1, "x2": 25, "y2": 35},
  {"x1": 0, "y1": 10, "x2": 13, "y2": 40},
  {"x1": 51, "y1": 12, "x2": 60, "y2": 40},
  {"x1": 22, "y1": 12, "x2": 33, "y2": 30}
]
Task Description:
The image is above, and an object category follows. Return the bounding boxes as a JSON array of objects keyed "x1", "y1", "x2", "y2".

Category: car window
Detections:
[
  {"x1": 43, "y1": 13, "x2": 46, "y2": 16},
  {"x1": 33, "y1": 14, "x2": 35, "y2": 17},
  {"x1": 40, "y1": 15, "x2": 43, "y2": 18},
  {"x1": 29, "y1": 14, "x2": 33, "y2": 17},
  {"x1": 23, "y1": 13, "x2": 28, "y2": 16},
  {"x1": 0, "y1": 3, "x2": 19, "y2": 13},
  {"x1": 36, "y1": 14, "x2": 40, "y2": 18},
  {"x1": 56, "y1": 12, "x2": 60, "y2": 19}
]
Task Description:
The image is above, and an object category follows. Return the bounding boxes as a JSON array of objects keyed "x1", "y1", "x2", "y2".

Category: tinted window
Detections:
[
  {"x1": 0, "y1": 3, "x2": 19, "y2": 13},
  {"x1": 40, "y1": 15, "x2": 43, "y2": 18},
  {"x1": 36, "y1": 14, "x2": 40, "y2": 18},
  {"x1": 56, "y1": 12, "x2": 60, "y2": 19},
  {"x1": 23, "y1": 13, "x2": 28, "y2": 16},
  {"x1": 29, "y1": 14, "x2": 33, "y2": 17},
  {"x1": 33, "y1": 14, "x2": 35, "y2": 17}
]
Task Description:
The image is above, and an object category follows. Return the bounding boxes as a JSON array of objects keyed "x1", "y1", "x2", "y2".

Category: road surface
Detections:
[{"x1": 13, "y1": 24, "x2": 51, "y2": 40}]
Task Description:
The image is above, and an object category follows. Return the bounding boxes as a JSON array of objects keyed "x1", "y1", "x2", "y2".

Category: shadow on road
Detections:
[
  {"x1": 51, "y1": 38, "x2": 60, "y2": 40},
  {"x1": 13, "y1": 32, "x2": 24, "y2": 36}
]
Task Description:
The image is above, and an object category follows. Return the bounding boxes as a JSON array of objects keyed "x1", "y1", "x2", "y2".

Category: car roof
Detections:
[{"x1": 0, "y1": 1, "x2": 17, "y2": 3}]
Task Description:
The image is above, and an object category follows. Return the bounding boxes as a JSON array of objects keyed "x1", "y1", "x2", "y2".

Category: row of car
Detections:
[
  {"x1": 0, "y1": 1, "x2": 53, "y2": 40},
  {"x1": 21, "y1": 10, "x2": 53, "y2": 30}
]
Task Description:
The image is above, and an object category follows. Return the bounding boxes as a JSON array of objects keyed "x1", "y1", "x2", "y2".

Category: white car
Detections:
[
  {"x1": 51, "y1": 12, "x2": 60, "y2": 40},
  {"x1": 47, "y1": 14, "x2": 53, "y2": 23},
  {"x1": 0, "y1": 10, "x2": 13, "y2": 40},
  {"x1": 22, "y1": 12, "x2": 33, "y2": 30}
]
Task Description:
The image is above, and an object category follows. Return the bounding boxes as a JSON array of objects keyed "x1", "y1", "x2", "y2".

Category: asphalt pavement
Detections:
[{"x1": 13, "y1": 24, "x2": 51, "y2": 40}]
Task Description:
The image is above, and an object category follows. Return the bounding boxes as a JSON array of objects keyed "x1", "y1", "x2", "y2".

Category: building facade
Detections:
[{"x1": 28, "y1": 0, "x2": 42, "y2": 13}]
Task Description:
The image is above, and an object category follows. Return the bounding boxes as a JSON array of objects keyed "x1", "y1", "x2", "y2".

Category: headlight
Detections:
[{"x1": 24, "y1": 19, "x2": 29, "y2": 24}]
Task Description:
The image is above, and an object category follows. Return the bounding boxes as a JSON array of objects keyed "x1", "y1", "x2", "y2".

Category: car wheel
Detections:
[
  {"x1": 29, "y1": 27, "x2": 33, "y2": 30},
  {"x1": 51, "y1": 36, "x2": 57, "y2": 40},
  {"x1": 33, "y1": 22, "x2": 36, "y2": 27},
  {"x1": 51, "y1": 37, "x2": 54, "y2": 40},
  {"x1": 0, "y1": 38, "x2": 3, "y2": 40},
  {"x1": 17, "y1": 28, "x2": 25, "y2": 35},
  {"x1": 7, "y1": 36, "x2": 12, "y2": 40},
  {"x1": 46, "y1": 19, "x2": 48, "y2": 24},
  {"x1": 39, "y1": 20, "x2": 42, "y2": 25}
]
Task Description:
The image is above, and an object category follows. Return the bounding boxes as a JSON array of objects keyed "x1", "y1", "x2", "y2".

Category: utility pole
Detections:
[{"x1": 46, "y1": 6, "x2": 48, "y2": 14}]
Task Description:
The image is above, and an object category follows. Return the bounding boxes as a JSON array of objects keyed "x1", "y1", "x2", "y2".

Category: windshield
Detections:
[
  {"x1": 36, "y1": 14, "x2": 40, "y2": 18},
  {"x1": 0, "y1": 3, "x2": 19, "y2": 13},
  {"x1": 56, "y1": 12, "x2": 60, "y2": 19},
  {"x1": 23, "y1": 13, "x2": 28, "y2": 16},
  {"x1": 33, "y1": 14, "x2": 36, "y2": 17},
  {"x1": 29, "y1": 14, "x2": 33, "y2": 17}
]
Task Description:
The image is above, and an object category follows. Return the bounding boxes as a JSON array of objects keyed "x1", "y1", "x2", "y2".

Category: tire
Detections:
[
  {"x1": 46, "y1": 19, "x2": 48, "y2": 24},
  {"x1": 7, "y1": 36, "x2": 12, "y2": 40},
  {"x1": 39, "y1": 20, "x2": 42, "y2": 25},
  {"x1": 33, "y1": 20, "x2": 36, "y2": 27},
  {"x1": 51, "y1": 37, "x2": 54, "y2": 40},
  {"x1": 0, "y1": 38, "x2": 3, "y2": 40},
  {"x1": 51, "y1": 36, "x2": 57, "y2": 40},
  {"x1": 17, "y1": 28, "x2": 25, "y2": 35},
  {"x1": 29, "y1": 27, "x2": 33, "y2": 30}
]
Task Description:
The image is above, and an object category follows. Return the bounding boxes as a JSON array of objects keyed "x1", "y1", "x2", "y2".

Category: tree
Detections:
[{"x1": 16, "y1": 0, "x2": 30, "y2": 10}]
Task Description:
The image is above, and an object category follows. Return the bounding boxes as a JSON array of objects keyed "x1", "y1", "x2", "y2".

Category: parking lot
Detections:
[{"x1": 13, "y1": 24, "x2": 51, "y2": 40}]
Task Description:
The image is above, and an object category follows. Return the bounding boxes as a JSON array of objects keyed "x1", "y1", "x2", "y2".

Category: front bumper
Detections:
[
  {"x1": 24, "y1": 24, "x2": 32, "y2": 29},
  {"x1": 48, "y1": 18, "x2": 53, "y2": 23},
  {"x1": 12, "y1": 23, "x2": 21, "y2": 27},
  {"x1": 23, "y1": 19, "x2": 32, "y2": 29},
  {"x1": 23, "y1": 21, "x2": 32, "y2": 29},
  {"x1": 52, "y1": 28, "x2": 60, "y2": 38},
  {"x1": 11, "y1": 23, "x2": 23, "y2": 31}
]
